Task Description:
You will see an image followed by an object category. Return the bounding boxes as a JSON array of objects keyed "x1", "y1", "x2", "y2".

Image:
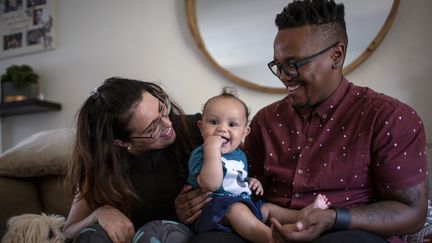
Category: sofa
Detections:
[
  {"x1": 0, "y1": 128, "x2": 431, "y2": 242},
  {"x1": 0, "y1": 128, "x2": 74, "y2": 238}
]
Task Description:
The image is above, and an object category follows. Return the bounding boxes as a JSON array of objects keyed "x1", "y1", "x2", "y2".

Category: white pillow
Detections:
[{"x1": 0, "y1": 128, "x2": 75, "y2": 177}]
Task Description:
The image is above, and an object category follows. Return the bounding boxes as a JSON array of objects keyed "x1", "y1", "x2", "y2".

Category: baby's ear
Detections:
[
  {"x1": 244, "y1": 126, "x2": 251, "y2": 137},
  {"x1": 197, "y1": 120, "x2": 204, "y2": 134}
]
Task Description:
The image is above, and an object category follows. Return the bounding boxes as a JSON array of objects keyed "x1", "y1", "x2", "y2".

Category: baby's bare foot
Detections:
[{"x1": 313, "y1": 194, "x2": 330, "y2": 209}]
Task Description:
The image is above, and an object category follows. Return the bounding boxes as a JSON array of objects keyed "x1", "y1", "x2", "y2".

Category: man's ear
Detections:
[
  {"x1": 114, "y1": 139, "x2": 131, "y2": 149},
  {"x1": 332, "y1": 42, "x2": 346, "y2": 67}
]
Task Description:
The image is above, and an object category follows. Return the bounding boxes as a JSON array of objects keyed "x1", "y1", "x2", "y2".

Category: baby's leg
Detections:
[
  {"x1": 261, "y1": 194, "x2": 330, "y2": 225},
  {"x1": 300, "y1": 194, "x2": 330, "y2": 215},
  {"x1": 261, "y1": 203, "x2": 301, "y2": 225},
  {"x1": 224, "y1": 202, "x2": 271, "y2": 243}
]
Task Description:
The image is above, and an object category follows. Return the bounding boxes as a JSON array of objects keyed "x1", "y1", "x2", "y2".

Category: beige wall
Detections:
[{"x1": 0, "y1": 0, "x2": 431, "y2": 150}]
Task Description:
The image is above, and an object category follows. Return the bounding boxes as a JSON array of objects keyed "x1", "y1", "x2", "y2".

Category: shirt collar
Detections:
[
  {"x1": 314, "y1": 78, "x2": 350, "y2": 122},
  {"x1": 293, "y1": 78, "x2": 350, "y2": 122}
]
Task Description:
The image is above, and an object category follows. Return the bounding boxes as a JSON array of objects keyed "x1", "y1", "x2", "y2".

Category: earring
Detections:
[
  {"x1": 332, "y1": 61, "x2": 339, "y2": 68},
  {"x1": 127, "y1": 146, "x2": 131, "y2": 150}
]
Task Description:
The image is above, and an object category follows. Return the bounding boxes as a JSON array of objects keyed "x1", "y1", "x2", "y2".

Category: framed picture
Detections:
[{"x1": 0, "y1": 0, "x2": 55, "y2": 59}]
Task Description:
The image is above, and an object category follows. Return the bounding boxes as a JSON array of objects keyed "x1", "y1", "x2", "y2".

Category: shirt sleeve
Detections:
[
  {"x1": 371, "y1": 101, "x2": 428, "y2": 191},
  {"x1": 187, "y1": 146, "x2": 204, "y2": 188},
  {"x1": 244, "y1": 113, "x2": 266, "y2": 186}
]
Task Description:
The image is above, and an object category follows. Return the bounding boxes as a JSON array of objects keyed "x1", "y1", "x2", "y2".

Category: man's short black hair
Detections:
[{"x1": 275, "y1": 0, "x2": 347, "y2": 45}]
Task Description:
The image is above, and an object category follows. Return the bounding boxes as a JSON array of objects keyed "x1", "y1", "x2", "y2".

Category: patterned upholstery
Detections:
[{"x1": 402, "y1": 223, "x2": 432, "y2": 243}]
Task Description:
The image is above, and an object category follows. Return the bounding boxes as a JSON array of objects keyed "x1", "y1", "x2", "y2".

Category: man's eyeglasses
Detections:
[
  {"x1": 267, "y1": 42, "x2": 339, "y2": 79},
  {"x1": 129, "y1": 98, "x2": 172, "y2": 140}
]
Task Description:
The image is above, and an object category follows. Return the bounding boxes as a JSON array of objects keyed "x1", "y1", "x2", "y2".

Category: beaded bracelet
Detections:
[{"x1": 330, "y1": 207, "x2": 351, "y2": 231}]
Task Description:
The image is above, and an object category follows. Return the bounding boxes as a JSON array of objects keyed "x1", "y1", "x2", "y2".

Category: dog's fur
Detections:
[{"x1": 1, "y1": 213, "x2": 66, "y2": 243}]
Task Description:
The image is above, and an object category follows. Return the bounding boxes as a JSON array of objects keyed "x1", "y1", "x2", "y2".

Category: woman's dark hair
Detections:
[
  {"x1": 65, "y1": 77, "x2": 197, "y2": 214},
  {"x1": 275, "y1": 0, "x2": 348, "y2": 45}
]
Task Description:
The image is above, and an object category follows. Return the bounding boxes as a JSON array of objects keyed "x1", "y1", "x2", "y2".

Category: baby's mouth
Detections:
[{"x1": 221, "y1": 136, "x2": 229, "y2": 145}]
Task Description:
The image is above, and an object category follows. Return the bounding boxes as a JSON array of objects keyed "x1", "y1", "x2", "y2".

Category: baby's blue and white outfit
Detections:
[{"x1": 187, "y1": 145, "x2": 263, "y2": 233}]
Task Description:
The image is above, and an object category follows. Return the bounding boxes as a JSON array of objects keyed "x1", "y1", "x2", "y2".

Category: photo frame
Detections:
[{"x1": 0, "y1": 0, "x2": 55, "y2": 59}]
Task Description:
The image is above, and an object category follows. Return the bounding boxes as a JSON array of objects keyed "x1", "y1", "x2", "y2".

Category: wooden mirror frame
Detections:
[{"x1": 185, "y1": 0, "x2": 400, "y2": 94}]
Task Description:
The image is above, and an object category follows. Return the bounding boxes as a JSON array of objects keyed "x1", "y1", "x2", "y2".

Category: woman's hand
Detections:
[
  {"x1": 95, "y1": 205, "x2": 135, "y2": 243},
  {"x1": 174, "y1": 184, "x2": 211, "y2": 224},
  {"x1": 248, "y1": 177, "x2": 264, "y2": 196}
]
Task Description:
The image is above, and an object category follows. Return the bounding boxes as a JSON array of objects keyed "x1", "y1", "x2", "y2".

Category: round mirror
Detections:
[{"x1": 185, "y1": 0, "x2": 400, "y2": 93}]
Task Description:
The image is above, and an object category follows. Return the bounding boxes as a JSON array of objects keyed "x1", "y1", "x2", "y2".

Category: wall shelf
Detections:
[{"x1": 0, "y1": 99, "x2": 61, "y2": 117}]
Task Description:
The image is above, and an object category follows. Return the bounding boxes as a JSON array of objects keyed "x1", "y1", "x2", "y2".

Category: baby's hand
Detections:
[
  {"x1": 203, "y1": 135, "x2": 224, "y2": 150},
  {"x1": 248, "y1": 177, "x2": 263, "y2": 196}
]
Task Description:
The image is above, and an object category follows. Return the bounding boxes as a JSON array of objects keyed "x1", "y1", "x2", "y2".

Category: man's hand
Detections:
[
  {"x1": 248, "y1": 177, "x2": 264, "y2": 196},
  {"x1": 270, "y1": 208, "x2": 335, "y2": 242},
  {"x1": 95, "y1": 205, "x2": 135, "y2": 243},
  {"x1": 174, "y1": 184, "x2": 211, "y2": 224},
  {"x1": 270, "y1": 219, "x2": 301, "y2": 243}
]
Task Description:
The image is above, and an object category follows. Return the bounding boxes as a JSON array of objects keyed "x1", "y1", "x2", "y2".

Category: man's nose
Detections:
[{"x1": 279, "y1": 70, "x2": 295, "y2": 83}]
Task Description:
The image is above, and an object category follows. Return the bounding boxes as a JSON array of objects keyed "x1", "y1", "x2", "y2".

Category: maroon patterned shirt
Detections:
[{"x1": 245, "y1": 78, "x2": 428, "y2": 211}]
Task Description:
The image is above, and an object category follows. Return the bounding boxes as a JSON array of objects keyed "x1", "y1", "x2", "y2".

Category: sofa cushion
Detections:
[
  {"x1": 0, "y1": 128, "x2": 75, "y2": 177},
  {"x1": 37, "y1": 175, "x2": 73, "y2": 216},
  {"x1": 0, "y1": 176, "x2": 43, "y2": 237}
]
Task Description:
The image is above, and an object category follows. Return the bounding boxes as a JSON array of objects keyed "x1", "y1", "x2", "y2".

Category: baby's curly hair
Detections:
[
  {"x1": 275, "y1": 0, "x2": 347, "y2": 45},
  {"x1": 203, "y1": 87, "x2": 250, "y2": 121}
]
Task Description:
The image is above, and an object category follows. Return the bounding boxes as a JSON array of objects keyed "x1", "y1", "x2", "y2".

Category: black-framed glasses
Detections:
[
  {"x1": 267, "y1": 42, "x2": 339, "y2": 79},
  {"x1": 129, "y1": 97, "x2": 172, "y2": 140}
]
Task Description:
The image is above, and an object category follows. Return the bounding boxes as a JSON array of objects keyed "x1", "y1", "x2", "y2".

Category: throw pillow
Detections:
[{"x1": 0, "y1": 128, "x2": 75, "y2": 177}]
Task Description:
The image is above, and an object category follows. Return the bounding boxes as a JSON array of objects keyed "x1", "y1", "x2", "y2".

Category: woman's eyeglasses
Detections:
[{"x1": 129, "y1": 98, "x2": 172, "y2": 140}]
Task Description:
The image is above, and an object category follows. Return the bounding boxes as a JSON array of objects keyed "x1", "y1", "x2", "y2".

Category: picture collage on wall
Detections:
[{"x1": 0, "y1": 0, "x2": 55, "y2": 59}]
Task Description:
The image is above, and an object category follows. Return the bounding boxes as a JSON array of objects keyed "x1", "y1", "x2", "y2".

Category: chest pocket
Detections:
[{"x1": 318, "y1": 149, "x2": 368, "y2": 190}]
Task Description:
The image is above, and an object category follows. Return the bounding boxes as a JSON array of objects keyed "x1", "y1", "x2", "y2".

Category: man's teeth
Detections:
[{"x1": 288, "y1": 85, "x2": 300, "y2": 92}]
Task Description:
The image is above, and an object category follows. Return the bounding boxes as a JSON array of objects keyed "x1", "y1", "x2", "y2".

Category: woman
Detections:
[{"x1": 63, "y1": 77, "x2": 208, "y2": 243}]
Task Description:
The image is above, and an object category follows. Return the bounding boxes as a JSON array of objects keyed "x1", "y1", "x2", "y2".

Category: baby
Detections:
[{"x1": 187, "y1": 87, "x2": 330, "y2": 243}]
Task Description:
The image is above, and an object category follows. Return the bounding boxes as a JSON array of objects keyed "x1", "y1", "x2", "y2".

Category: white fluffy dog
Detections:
[{"x1": 1, "y1": 213, "x2": 66, "y2": 243}]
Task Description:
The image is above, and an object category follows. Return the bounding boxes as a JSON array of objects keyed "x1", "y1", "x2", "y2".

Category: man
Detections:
[
  {"x1": 243, "y1": 0, "x2": 428, "y2": 242},
  {"x1": 176, "y1": 0, "x2": 428, "y2": 242}
]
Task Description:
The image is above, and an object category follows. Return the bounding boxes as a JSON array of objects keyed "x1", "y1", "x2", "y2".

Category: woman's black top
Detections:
[{"x1": 128, "y1": 113, "x2": 202, "y2": 229}]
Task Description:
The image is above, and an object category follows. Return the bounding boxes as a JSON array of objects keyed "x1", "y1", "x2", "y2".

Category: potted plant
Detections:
[{"x1": 1, "y1": 65, "x2": 39, "y2": 102}]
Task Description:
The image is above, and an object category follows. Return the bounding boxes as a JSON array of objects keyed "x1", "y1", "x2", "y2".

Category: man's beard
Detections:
[{"x1": 292, "y1": 95, "x2": 311, "y2": 109}]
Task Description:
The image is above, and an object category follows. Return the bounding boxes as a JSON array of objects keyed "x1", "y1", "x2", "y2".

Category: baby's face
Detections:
[{"x1": 199, "y1": 97, "x2": 250, "y2": 154}]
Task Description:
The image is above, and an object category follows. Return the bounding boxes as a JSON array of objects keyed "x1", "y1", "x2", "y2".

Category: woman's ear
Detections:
[{"x1": 114, "y1": 139, "x2": 130, "y2": 149}]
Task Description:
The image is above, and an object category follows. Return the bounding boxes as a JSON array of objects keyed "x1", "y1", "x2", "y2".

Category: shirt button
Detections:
[
  {"x1": 295, "y1": 193, "x2": 301, "y2": 198},
  {"x1": 308, "y1": 137, "x2": 314, "y2": 143},
  {"x1": 322, "y1": 114, "x2": 328, "y2": 119},
  {"x1": 297, "y1": 169, "x2": 303, "y2": 174}
]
